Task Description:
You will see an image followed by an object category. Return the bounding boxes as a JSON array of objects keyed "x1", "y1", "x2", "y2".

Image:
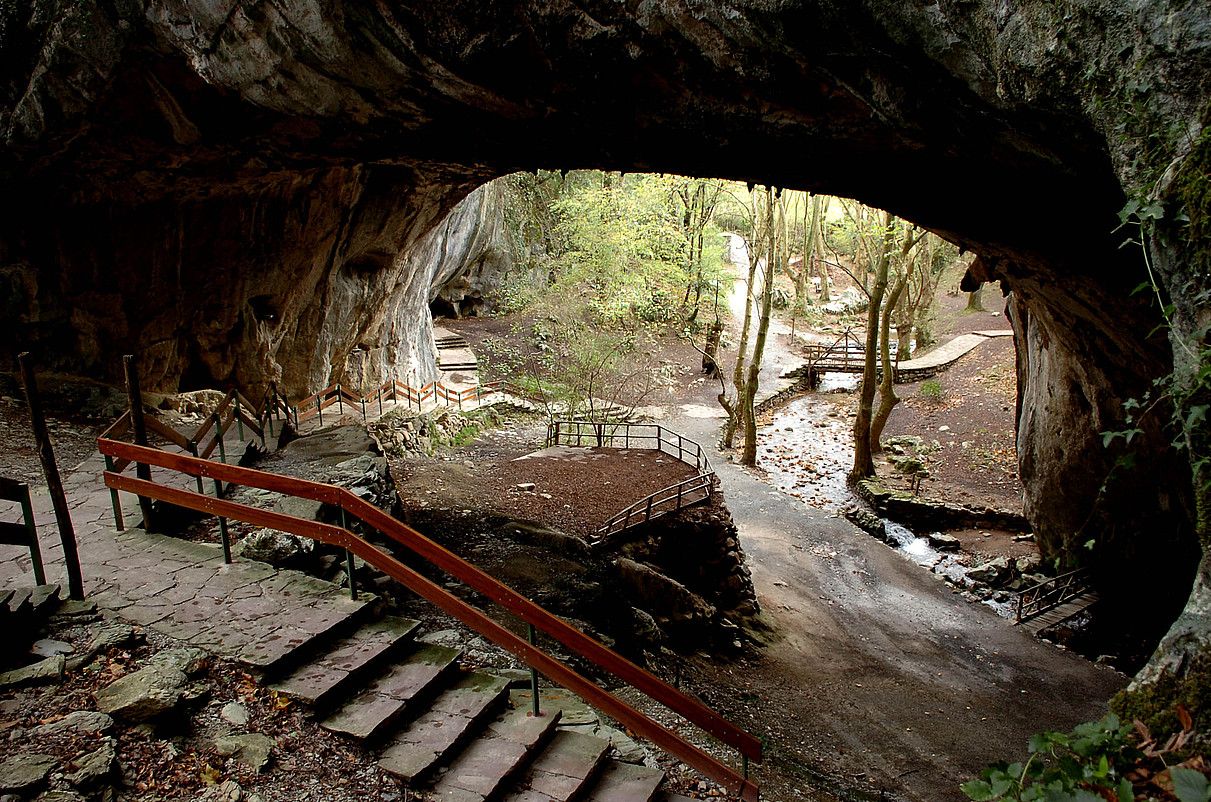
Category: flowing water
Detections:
[{"x1": 758, "y1": 392, "x2": 1015, "y2": 618}]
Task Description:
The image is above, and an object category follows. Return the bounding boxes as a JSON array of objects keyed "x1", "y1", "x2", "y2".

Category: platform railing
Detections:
[
  {"x1": 95, "y1": 433, "x2": 762, "y2": 801},
  {"x1": 1014, "y1": 568, "x2": 1094, "y2": 624}
]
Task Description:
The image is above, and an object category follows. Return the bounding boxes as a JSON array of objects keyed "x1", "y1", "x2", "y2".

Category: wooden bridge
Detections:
[
  {"x1": 1012, "y1": 568, "x2": 1099, "y2": 635},
  {"x1": 797, "y1": 330, "x2": 898, "y2": 381}
]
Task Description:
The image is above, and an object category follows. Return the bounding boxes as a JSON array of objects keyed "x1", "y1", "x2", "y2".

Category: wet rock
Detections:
[
  {"x1": 94, "y1": 648, "x2": 207, "y2": 722},
  {"x1": 0, "y1": 655, "x2": 64, "y2": 688},
  {"x1": 0, "y1": 753, "x2": 56, "y2": 793},
  {"x1": 221, "y1": 701, "x2": 251, "y2": 728},
  {"x1": 966, "y1": 557, "x2": 1014, "y2": 587},
  {"x1": 927, "y1": 533, "x2": 962, "y2": 552},
  {"x1": 64, "y1": 738, "x2": 116, "y2": 787},
  {"x1": 235, "y1": 528, "x2": 315, "y2": 567},
  {"x1": 845, "y1": 507, "x2": 887, "y2": 541},
  {"x1": 214, "y1": 734, "x2": 275, "y2": 772},
  {"x1": 34, "y1": 711, "x2": 114, "y2": 737}
]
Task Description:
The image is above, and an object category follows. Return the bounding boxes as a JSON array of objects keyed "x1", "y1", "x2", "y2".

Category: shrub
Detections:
[{"x1": 920, "y1": 378, "x2": 943, "y2": 402}]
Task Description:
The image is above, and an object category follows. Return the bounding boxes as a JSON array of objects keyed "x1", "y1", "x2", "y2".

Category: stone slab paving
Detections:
[
  {"x1": 429, "y1": 690, "x2": 563, "y2": 802},
  {"x1": 508, "y1": 730, "x2": 609, "y2": 802},
  {"x1": 273, "y1": 615, "x2": 420, "y2": 707},
  {"x1": 0, "y1": 431, "x2": 372, "y2": 673},
  {"x1": 321, "y1": 643, "x2": 463, "y2": 740},
  {"x1": 378, "y1": 671, "x2": 510, "y2": 782},
  {"x1": 582, "y1": 761, "x2": 665, "y2": 802}
]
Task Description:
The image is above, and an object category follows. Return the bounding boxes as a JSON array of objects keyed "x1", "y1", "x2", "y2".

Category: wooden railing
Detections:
[
  {"x1": 544, "y1": 421, "x2": 718, "y2": 541},
  {"x1": 546, "y1": 421, "x2": 713, "y2": 475},
  {"x1": 1014, "y1": 568, "x2": 1094, "y2": 624},
  {"x1": 801, "y1": 329, "x2": 898, "y2": 376},
  {"x1": 288, "y1": 376, "x2": 533, "y2": 426},
  {"x1": 599, "y1": 472, "x2": 717, "y2": 540},
  {"x1": 95, "y1": 432, "x2": 761, "y2": 800}
]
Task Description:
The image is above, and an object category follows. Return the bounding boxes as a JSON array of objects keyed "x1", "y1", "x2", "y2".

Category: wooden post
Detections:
[
  {"x1": 123, "y1": 355, "x2": 157, "y2": 535},
  {"x1": 19, "y1": 353, "x2": 85, "y2": 600}
]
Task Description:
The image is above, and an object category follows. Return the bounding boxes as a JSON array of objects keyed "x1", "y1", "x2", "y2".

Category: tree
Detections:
[
  {"x1": 870, "y1": 226, "x2": 926, "y2": 449},
  {"x1": 718, "y1": 185, "x2": 782, "y2": 467},
  {"x1": 850, "y1": 210, "x2": 896, "y2": 482}
]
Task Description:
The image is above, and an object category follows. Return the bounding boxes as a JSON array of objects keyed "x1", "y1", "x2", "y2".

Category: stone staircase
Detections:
[
  {"x1": 1, "y1": 583, "x2": 64, "y2": 650},
  {"x1": 435, "y1": 330, "x2": 479, "y2": 373},
  {"x1": 263, "y1": 610, "x2": 674, "y2": 802}
]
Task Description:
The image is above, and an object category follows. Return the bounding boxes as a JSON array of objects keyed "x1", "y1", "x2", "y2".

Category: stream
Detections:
[{"x1": 757, "y1": 392, "x2": 1016, "y2": 618}]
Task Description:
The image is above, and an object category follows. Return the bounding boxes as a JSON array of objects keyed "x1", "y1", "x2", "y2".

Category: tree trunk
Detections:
[
  {"x1": 723, "y1": 229, "x2": 760, "y2": 449},
  {"x1": 817, "y1": 198, "x2": 832, "y2": 302},
  {"x1": 966, "y1": 285, "x2": 985, "y2": 311},
  {"x1": 871, "y1": 274, "x2": 907, "y2": 451},
  {"x1": 741, "y1": 189, "x2": 781, "y2": 466},
  {"x1": 850, "y1": 211, "x2": 894, "y2": 482},
  {"x1": 702, "y1": 320, "x2": 722, "y2": 376}
]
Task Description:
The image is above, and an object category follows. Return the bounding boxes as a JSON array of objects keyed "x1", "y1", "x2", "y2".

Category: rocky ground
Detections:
[{"x1": 0, "y1": 597, "x2": 404, "y2": 802}]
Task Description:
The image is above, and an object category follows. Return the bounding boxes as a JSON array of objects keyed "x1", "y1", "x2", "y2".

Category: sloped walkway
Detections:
[
  {"x1": 893, "y1": 329, "x2": 1013, "y2": 381},
  {"x1": 0, "y1": 434, "x2": 371, "y2": 672}
]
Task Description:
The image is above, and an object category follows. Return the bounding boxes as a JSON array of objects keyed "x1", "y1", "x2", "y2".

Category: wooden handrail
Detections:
[
  {"x1": 101, "y1": 467, "x2": 758, "y2": 800},
  {"x1": 144, "y1": 417, "x2": 192, "y2": 451},
  {"x1": 94, "y1": 438, "x2": 762, "y2": 776}
]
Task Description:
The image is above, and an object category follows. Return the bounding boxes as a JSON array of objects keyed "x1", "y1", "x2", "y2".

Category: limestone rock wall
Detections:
[{"x1": 1, "y1": 0, "x2": 1209, "y2": 687}]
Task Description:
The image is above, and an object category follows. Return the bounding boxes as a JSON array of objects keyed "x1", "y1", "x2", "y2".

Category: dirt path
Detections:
[{"x1": 642, "y1": 265, "x2": 1125, "y2": 800}]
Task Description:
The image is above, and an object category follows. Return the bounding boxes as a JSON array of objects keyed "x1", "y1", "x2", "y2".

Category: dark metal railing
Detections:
[
  {"x1": 1014, "y1": 568, "x2": 1094, "y2": 624},
  {"x1": 544, "y1": 421, "x2": 718, "y2": 541},
  {"x1": 95, "y1": 431, "x2": 762, "y2": 800}
]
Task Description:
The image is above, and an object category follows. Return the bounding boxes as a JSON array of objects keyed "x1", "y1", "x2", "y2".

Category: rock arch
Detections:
[{"x1": 2, "y1": 1, "x2": 1208, "y2": 701}]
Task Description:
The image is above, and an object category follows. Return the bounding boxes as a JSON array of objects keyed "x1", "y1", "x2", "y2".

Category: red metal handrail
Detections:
[{"x1": 96, "y1": 436, "x2": 761, "y2": 799}]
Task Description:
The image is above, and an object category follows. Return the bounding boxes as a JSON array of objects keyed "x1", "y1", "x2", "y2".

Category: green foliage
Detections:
[
  {"x1": 960, "y1": 714, "x2": 1139, "y2": 802},
  {"x1": 920, "y1": 379, "x2": 943, "y2": 402},
  {"x1": 1172, "y1": 768, "x2": 1211, "y2": 802}
]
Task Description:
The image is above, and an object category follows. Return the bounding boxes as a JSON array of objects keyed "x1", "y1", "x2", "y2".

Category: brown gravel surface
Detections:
[
  {"x1": 1, "y1": 615, "x2": 404, "y2": 802},
  {"x1": 392, "y1": 418, "x2": 696, "y2": 538}
]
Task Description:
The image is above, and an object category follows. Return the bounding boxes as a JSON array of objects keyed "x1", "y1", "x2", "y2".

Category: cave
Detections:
[{"x1": 1, "y1": 1, "x2": 1208, "y2": 709}]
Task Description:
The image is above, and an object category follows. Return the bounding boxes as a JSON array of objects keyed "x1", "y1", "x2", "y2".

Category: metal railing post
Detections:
[
  {"x1": 337, "y1": 384, "x2": 344, "y2": 414},
  {"x1": 377, "y1": 386, "x2": 383, "y2": 417},
  {"x1": 213, "y1": 414, "x2": 228, "y2": 464},
  {"x1": 103, "y1": 454, "x2": 125, "y2": 531},
  {"x1": 123, "y1": 355, "x2": 157, "y2": 535},
  {"x1": 528, "y1": 624, "x2": 541, "y2": 716},
  {"x1": 187, "y1": 441, "x2": 205, "y2": 494},
  {"x1": 316, "y1": 396, "x2": 323, "y2": 426},
  {"x1": 215, "y1": 477, "x2": 231, "y2": 564},
  {"x1": 234, "y1": 396, "x2": 244, "y2": 440},
  {"x1": 341, "y1": 509, "x2": 358, "y2": 600},
  {"x1": 361, "y1": 394, "x2": 367, "y2": 420}
]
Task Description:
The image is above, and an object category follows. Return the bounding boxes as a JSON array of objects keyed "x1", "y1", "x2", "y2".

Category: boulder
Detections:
[
  {"x1": 927, "y1": 533, "x2": 962, "y2": 552},
  {"x1": 235, "y1": 528, "x2": 315, "y2": 567},
  {"x1": 94, "y1": 648, "x2": 206, "y2": 722},
  {"x1": 214, "y1": 734, "x2": 275, "y2": 772},
  {"x1": 966, "y1": 557, "x2": 1015, "y2": 588},
  {"x1": 34, "y1": 711, "x2": 114, "y2": 737},
  {"x1": 0, "y1": 754, "x2": 56, "y2": 794},
  {"x1": 64, "y1": 738, "x2": 116, "y2": 787},
  {"x1": 614, "y1": 558, "x2": 716, "y2": 629},
  {"x1": 221, "y1": 701, "x2": 251, "y2": 728},
  {"x1": 0, "y1": 655, "x2": 64, "y2": 688}
]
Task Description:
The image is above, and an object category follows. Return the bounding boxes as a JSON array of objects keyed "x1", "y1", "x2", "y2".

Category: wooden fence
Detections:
[
  {"x1": 95, "y1": 416, "x2": 760, "y2": 800},
  {"x1": 544, "y1": 421, "x2": 718, "y2": 542}
]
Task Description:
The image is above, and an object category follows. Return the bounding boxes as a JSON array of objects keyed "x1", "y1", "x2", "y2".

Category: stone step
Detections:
[
  {"x1": 377, "y1": 671, "x2": 510, "y2": 783},
  {"x1": 502, "y1": 730, "x2": 610, "y2": 802},
  {"x1": 272, "y1": 615, "x2": 420, "y2": 710},
  {"x1": 427, "y1": 690, "x2": 562, "y2": 802},
  {"x1": 581, "y1": 761, "x2": 665, "y2": 802},
  {"x1": 321, "y1": 643, "x2": 462, "y2": 741},
  {"x1": 249, "y1": 591, "x2": 380, "y2": 678},
  {"x1": 28, "y1": 585, "x2": 62, "y2": 616}
]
